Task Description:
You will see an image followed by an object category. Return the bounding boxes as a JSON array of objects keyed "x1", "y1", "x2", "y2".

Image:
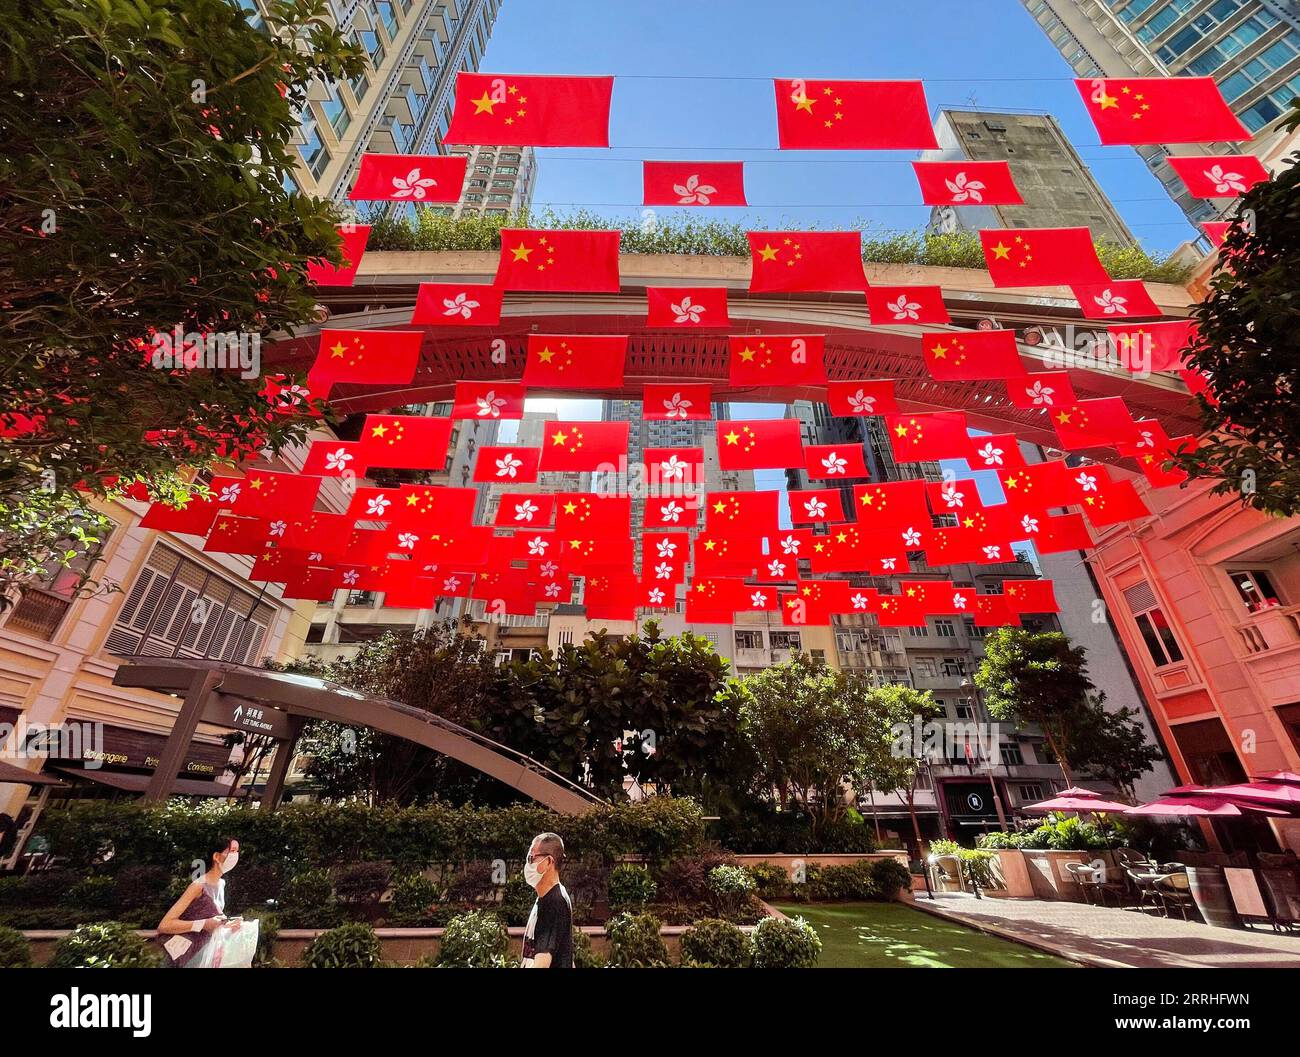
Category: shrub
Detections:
[
  {"x1": 0, "y1": 871, "x2": 75, "y2": 908},
  {"x1": 435, "y1": 910, "x2": 510, "y2": 968},
  {"x1": 706, "y1": 864, "x2": 756, "y2": 917},
  {"x1": 241, "y1": 908, "x2": 280, "y2": 967},
  {"x1": 49, "y1": 921, "x2": 161, "y2": 968},
  {"x1": 302, "y1": 922, "x2": 384, "y2": 969},
  {"x1": 606, "y1": 912, "x2": 669, "y2": 967},
  {"x1": 680, "y1": 918, "x2": 751, "y2": 968},
  {"x1": 225, "y1": 863, "x2": 283, "y2": 915},
  {"x1": 806, "y1": 861, "x2": 878, "y2": 902},
  {"x1": 333, "y1": 861, "x2": 392, "y2": 904},
  {"x1": 111, "y1": 865, "x2": 171, "y2": 912},
  {"x1": 389, "y1": 872, "x2": 441, "y2": 924},
  {"x1": 498, "y1": 876, "x2": 535, "y2": 927},
  {"x1": 66, "y1": 875, "x2": 116, "y2": 913},
  {"x1": 278, "y1": 869, "x2": 340, "y2": 928},
  {"x1": 572, "y1": 927, "x2": 605, "y2": 969},
  {"x1": 870, "y1": 858, "x2": 912, "y2": 899},
  {"x1": 654, "y1": 845, "x2": 738, "y2": 906},
  {"x1": 959, "y1": 849, "x2": 998, "y2": 889},
  {"x1": 0, "y1": 924, "x2": 33, "y2": 968},
  {"x1": 744, "y1": 861, "x2": 792, "y2": 901},
  {"x1": 607, "y1": 863, "x2": 657, "y2": 913},
  {"x1": 751, "y1": 916, "x2": 821, "y2": 969}
]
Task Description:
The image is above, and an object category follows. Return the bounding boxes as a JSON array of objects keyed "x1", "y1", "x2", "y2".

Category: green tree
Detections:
[
  {"x1": 1176, "y1": 104, "x2": 1300, "y2": 516},
  {"x1": 863, "y1": 684, "x2": 943, "y2": 848},
  {"x1": 1058, "y1": 694, "x2": 1164, "y2": 798},
  {"x1": 1, "y1": 0, "x2": 365, "y2": 592}
]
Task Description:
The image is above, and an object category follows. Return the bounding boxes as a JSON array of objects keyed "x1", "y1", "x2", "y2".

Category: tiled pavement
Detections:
[{"x1": 913, "y1": 893, "x2": 1300, "y2": 968}]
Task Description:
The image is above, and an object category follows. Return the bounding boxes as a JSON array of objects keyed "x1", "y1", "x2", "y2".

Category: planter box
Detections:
[
  {"x1": 992, "y1": 849, "x2": 1036, "y2": 898},
  {"x1": 1020, "y1": 849, "x2": 1108, "y2": 901}
]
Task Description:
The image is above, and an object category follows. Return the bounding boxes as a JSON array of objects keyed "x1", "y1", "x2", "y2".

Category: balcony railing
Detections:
[{"x1": 1234, "y1": 602, "x2": 1300, "y2": 655}]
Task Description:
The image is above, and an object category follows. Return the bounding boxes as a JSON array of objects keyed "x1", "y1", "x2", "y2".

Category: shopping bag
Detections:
[{"x1": 191, "y1": 919, "x2": 259, "y2": 968}]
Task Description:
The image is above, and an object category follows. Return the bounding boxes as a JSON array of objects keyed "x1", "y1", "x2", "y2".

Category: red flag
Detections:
[
  {"x1": 496, "y1": 228, "x2": 620, "y2": 293},
  {"x1": 965, "y1": 433, "x2": 1027, "y2": 471},
  {"x1": 555, "y1": 494, "x2": 631, "y2": 538},
  {"x1": 1072, "y1": 280, "x2": 1163, "y2": 321},
  {"x1": 804, "y1": 444, "x2": 869, "y2": 480},
  {"x1": 646, "y1": 288, "x2": 730, "y2": 328},
  {"x1": 981, "y1": 228, "x2": 1108, "y2": 287},
  {"x1": 474, "y1": 446, "x2": 541, "y2": 484},
  {"x1": 747, "y1": 231, "x2": 866, "y2": 293},
  {"x1": 643, "y1": 161, "x2": 747, "y2": 206},
  {"x1": 642, "y1": 531, "x2": 690, "y2": 583},
  {"x1": 885, "y1": 412, "x2": 970, "y2": 460},
  {"x1": 451, "y1": 381, "x2": 526, "y2": 421},
  {"x1": 866, "y1": 286, "x2": 950, "y2": 326},
  {"x1": 773, "y1": 79, "x2": 938, "y2": 149},
  {"x1": 998, "y1": 462, "x2": 1075, "y2": 510},
  {"x1": 282, "y1": 512, "x2": 353, "y2": 558},
  {"x1": 139, "y1": 493, "x2": 220, "y2": 536},
  {"x1": 693, "y1": 531, "x2": 766, "y2": 574},
  {"x1": 912, "y1": 161, "x2": 1022, "y2": 206},
  {"x1": 389, "y1": 485, "x2": 479, "y2": 529},
  {"x1": 539, "y1": 421, "x2": 629, "y2": 472},
  {"x1": 282, "y1": 567, "x2": 339, "y2": 602},
  {"x1": 826, "y1": 380, "x2": 897, "y2": 417},
  {"x1": 1050, "y1": 398, "x2": 1140, "y2": 450},
  {"x1": 974, "y1": 593, "x2": 1021, "y2": 629},
  {"x1": 1003, "y1": 580, "x2": 1060, "y2": 613},
  {"x1": 348, "y1": 153, "x2": 466, "y2": 202},
  {"x1": 204, "y1": 514, "x2": 273, "y2": 555},
  {"x1": 494, "y1": 493, "x2": 556, "y2": 528},
  {"x1": 347, "y1": 486, "x2": 400, "y2": 521},
  {"x1": 1004, "y1": 373, "x2": 1077, "y2": 411},
  {"x1": 231, "y1": 469, "x2": 321, "y2": 519},
  {"x1": 728, "y1": 335, "x2": 826, "y2": 386},
  {"x1": 523, "y1": 334, "x2": 627, "y2": 389},
  {"x1": 922, "y1": 330, "x2": 1025, "y2": 381},
  {"x1": 852, "y1": 480, "x2": 930, "y2": 529},
  {"x1": 643, "y1": 495, "x2": 699, "y2": 529},
  {"x1": 444, "y1": 72, "x2": 613, "y2": 147},
  {"x1": 643, "y1": 383, "x2": 713, "y2": 421},
  {"x1": 1075, "y1": 76, "x2": 1249, "y2": 145},
  {"x1": 307, "y1": 224, "x2": 369, "y2": 286},
  {"x1": 704, "y1": 490, "x2": 781, "y2": 530},
  {"x1": 1203, "y1": 221, "x2": 1232, "y2": 248},
  {"x1": 302, "y1": 439, "x2": 369, "y2": 478},
  {"x1": 411, "y1": 283, "x2": 503, "y2": 326},
  {"x1": 1108, "y1": 320, "x2": 1197, "y2": 373},
  {"x1": 358, "y1": 414, "x2": 454, "y2": 470},
  {"x1": 789, "y1": 488, "x2": 846, "y2": 524},
  {"x1": 716, "y1": 419, "x2": 804, "y2": 470},
  {"x1": 645, "y1": 447, "x2": 704, "y2": 487},
  {"x1": 309, "y1": 329, "x2": 421, "y2": 388},
  {"x1": 260, "y1": 375, "x2": 325, "y2": 417},
  {"x1": 1034, "y1": 512, "x2": 1093, "y2": 554}
]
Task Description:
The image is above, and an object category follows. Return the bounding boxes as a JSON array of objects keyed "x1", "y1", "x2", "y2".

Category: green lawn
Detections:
[{"x1": 772, "y1": 902, "x2": 1077, "y2": 969}]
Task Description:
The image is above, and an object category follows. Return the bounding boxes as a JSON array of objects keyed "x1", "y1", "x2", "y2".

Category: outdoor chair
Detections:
[
  {"x1": 1065, "y1": 860, "x2": 1126, "y2": 907},
  {"x1": 1259, "y1": 868, "x2": 1300, "y2": 932},
  {"x1": 1125, "y1": 867, "x2": 1165, "y2": 914},
  {"x1": 1154, "y1": 872, "x2": 1195, "y2": 921},
  {"x1": 1115, "y1": 847, "x2": 1155, "y2": 871}
]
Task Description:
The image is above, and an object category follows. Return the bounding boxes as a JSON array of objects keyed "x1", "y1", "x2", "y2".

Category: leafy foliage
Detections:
[
  {"x1": 433, "y1": 910, "x2": 511, "y2": 968},
  {"x1": 0, "y1": 925, "x2": 33, "y2": 968},
  {"x1": 605, "y1": 911, "x2": 670, "y2": 967},
  {"x1": 607, "y1": 863, "x2": 657, "y2": 913},
  {"x1": 750, "y1": 915, "x2": 822, "y2": 969},
  {"x1": 302, "y1": 921, "x2": 384, "y2": 968},
  {"x1": 680, "y1": 918, "x2": 752, "y2": 968},
  {"x1": 49, "y1": 921, "x2": 162, "y2": 968}
]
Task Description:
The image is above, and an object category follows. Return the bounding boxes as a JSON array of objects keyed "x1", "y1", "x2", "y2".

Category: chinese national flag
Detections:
[
  {"x1": 804, "y1": 444, "x2": 869, "y2": 480},
  {"x1": 922, "y1": 330, "x2": 1026, "y2": 381},
  {"x1": 807, "y1": 523, "x2": 870, "y2": 573},
  {"x1": 494, "y1": 494, "x2": 557, "y2": 528},
  {"x1": 1034, "y1": 512, "x2": 1094, "y2": 554},
  {"x1": 231, "y1": 469, "x2": 321, "y2": 519},
  {"x1": 139, "y1": 493, "x2": 220, "y2": 536},
  {"x1": 445, "y1": 72, "x2": 613, "y2": 147},
  {"x1": 790, "y1": 488, "x2": 846, "y2": 524},
  {"x1": 451, "y1": 381, "x2": 526, "y2": 421},
  {"x1": 1072, "y1": 280, "x2": 1163, "y2": 320},
  {"x1": 283, "y1": 566, "x2": 339, "y2": 602},
  {"x1": 716, "y1": 419, "x2": 804, "y2": 470},
  {"x1": 1066, "y1": 466, "x2": 1151, "y2": 526},
  {"x1": 309, "y1": 329, "x2": 421, "y2": 387},
  {"x1": 981, "y1": 228, "x2": 1108, "y2": 287},
  {"x1": 643, "y1": 161, "x2": 747, "y2": 206},
  {"x1": 773, "y1": 79, "x2": 938, "y2": 149},
  {"x1": 1108, "y1": 320, "x2": 1198, "y2": 373},
  {"x1": 496, "y1": 228, "x2": 621, "y2": 293},
  {"x1": 282, "y1": 512, "x2": 353, "y2": 558},
  {"x1": 852, "y1": 480, "x2": 929, "y2": 529},
  {"x1": 974, "y1": 593, "x2": 1021, "y2": 629},
  {"x1": 1051, "y1": 398, "x2": 1140, "y2": 450},
  {"x1": 1075, "y1": 77, "x2": 1249, "y2": 145},
  {"x1": 204, "y1": 514, "x2": 272, "y2": 555},
  {"x1": 747, "y1": 231, "x2": 866, "y2": 293},
  {"x1": 1203, "y1": 221, "x2": 1232, "y2": 248},
  {"x1": 782, "y1": 580, "x2": 854, "y2": 625},
  {"x1": 302, "y1": 439, "x2": 369, "y2": 478},
  {"x1": 826, "y1": 380, "x2": 897, "y2": 417},
  {"x1": 539, "y1": 421, "x2": 629, "y2": 472},
  {"x1": 411, "y1": 283, "x2": 503, "y2": 326},
  {"x1": 912, "y1": 161, "x2": 1022, "y2": 206},
  {"x1": 867, "y1": 286, "x2": 950, "y2": 326},
  {"x1": 348, "y1": 153, "x2": 466, "y2": 202},
  {"x1": 562, "y1": 538, "x2": 635, "y2": 571},
  {"x1": 646, "y1": 288, "x2": 730, "y2": 328},
  {"x1": 380, "y1": 577, "x2": 442, "y2": 610},
  {"x1": 997, "y1": 462, "x2": 1075, "y2": 511},
  {"x1": 705, "y1": 490, "x2": 781, "y2": 531},
  {"x1": 1003, "y1": 580, "x2": 1060, "y2": 613},
  {"x1": 307, "y1": 225, "x2": 369, "y2": 286},
  {"x1": 645, "y1": 447, "x2": 704, "y2": 487},
  {"x1": 474, "y1": 446, "x2": 541, "y2": 484},
  {"x1": 391, "y1": 486, "x2": 479, "y2": 528},
  {"x1": 728, "y1": 335, "x2": 826, "y2": 386},
  {"x1": 358, "y1": 414, "x2": 454, "y2": 470},
  {"x1": 885, "y1": 412, "x2": 970, "y2": 461},
  {"x1": 643, "y1": 495, "x2": 699, "y2": 530},
  {"x1": 643, "y1": 383, "x2": 713, "y2": 421},
  {"x1": 524, "y1": 335, "x2": 627, "y2": 389},
  {"x1": 1005, "y1": 372, "x2": 1076, "y2": 412},
  {"x1": 555, "y1": 494, "x2": 631, "y2": 538},
  {"x1": 694, "y1": 532, "x2": 765, "y2": 575}
]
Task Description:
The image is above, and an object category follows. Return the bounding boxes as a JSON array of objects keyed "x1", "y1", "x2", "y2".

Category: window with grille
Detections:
[
  {"x1": 1123, "y1": 580, "x2": 1185, "y2": 668},
  {"x1": 734, "y1": 630, "x2": 763, "y2": 650},
  {"x1": 102, "y1": 545, "x2": 273, "y2": 663}
]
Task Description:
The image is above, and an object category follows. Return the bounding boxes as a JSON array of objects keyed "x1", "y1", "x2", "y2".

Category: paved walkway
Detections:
[{"x1": 913, "y1": 893, "x2": 1300, "y2": 968}]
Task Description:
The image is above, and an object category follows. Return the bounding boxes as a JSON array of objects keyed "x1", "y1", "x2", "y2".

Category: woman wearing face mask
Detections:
[{"x1": 157, "y1": 836, "x2": 241, "y2": 967}]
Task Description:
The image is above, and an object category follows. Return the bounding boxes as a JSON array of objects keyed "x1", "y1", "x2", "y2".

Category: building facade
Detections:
[
  {"x1": 444, "y1": 145, "x2": 537, "y2": 218},
  {"x1": 1021, "y1": 0, "x2": 1300, "y2": 228}
]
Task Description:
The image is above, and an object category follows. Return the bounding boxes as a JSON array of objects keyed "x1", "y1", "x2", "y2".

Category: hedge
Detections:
[{"x1": 34, "y1": 797, "x2": 705, "y2": 875}]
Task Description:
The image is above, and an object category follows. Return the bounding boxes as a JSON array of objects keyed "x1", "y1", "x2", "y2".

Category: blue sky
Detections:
[{"x1": 479, "y1": 0, "x2": 1200, "y2": 253}]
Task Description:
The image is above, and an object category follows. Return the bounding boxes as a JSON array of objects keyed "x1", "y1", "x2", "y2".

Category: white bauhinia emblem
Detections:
[
  {"x1": 662, "y1": 392, "x2": 692, "y2": 419},
  {"x1": 767, "y1": 559, "x2": 787, "y2": 577},
  {"x1": 821, "y1": 451, "x2": 847, "y2": 475},
  {"x1": 648, "y1": 587, "x2": 666, "y2": 605},
  {"x1": 887, "y1": 295, "x2": 922, "y2": 321},
  {"x1": 476, "y1": 390, "x2": 506, "y2": 417},
  {"x1": 1075, "y1": 471, "x2": 1098, "y2": 493},
  {"x1": 983, "y1": 545, "x2": 1003, "y2": 560},
  {"x1": 308, "y1": 552, "x2": 323, "y2": 562},
  {"x1": 953, "y1": 592, "x2": 968, "y2": 610},
  {"x1": 941, "y1": 482, "x2": 964, "y2": 509},
  {"x1": 780, "y1": 534, "x2": 801, "y2": 555},
  {"x1": 1135, "y1": 430, "x2": 1155, "y2": 448},
  {"x1": 219, "y1": 483, "x2": 241, "y2": 504},
  {"x1": 673, "y1": 173, "x2": 717, "y2": 205},
  {"x1": 945, "y1": 171, "x2": 985, "y2": 203},
  {"x1": 1093, "y1": 289, "x2": 1129, "y2": 316},
  {"x1": 527, "y1": 535, "x2": 548, "y2": 556},
  {"x1": 851, "y1": 593, "x2": 869, "y2": 610},
  {"x1": 660, "y1": 501, "x2": 684, "y2": 523},
  {"x1": 442, "y1": 576, "x2": 460, "y2": 592},
  {"x1": 514, "y1": 499, "x2": 539, "y2": 522},
  {"x1": 902, "y1": 527, "x2": 922, "y2": 546},
  {"x1": 543, "y1": 583, "x2": 561, "y2": 599},
  {"x1": 750, "y1": 591, "x2": 768, "y2": 608},
  {"x1": 392, "y1": 167, "x2": 437, "y2": 200},
  {"x1": 540, "y1": 560, "x2": 558, "y2": 577},
  {"x1": 397, "y1": 532, "x2": 419, "y2": 549},
  {"x1": 443, "y1": 292, "x2": 480, "y2": 319},
  {"x1": 366, "y1": 495, "x2": 391, "y2": 516},
  {"x1": 1021, "y1": 514, "x2": 1039, "y2": 534},
  {"x1": 342, "y1": 570, "x2": 359, "y2": 585},
  {"x1": 656, "y1": 538, "x2": 678, "y2": 558},
  {"x1": 655, "y1": 562, "x2": 673, "y2": 580},
  {"x1": 495, "y1": 453, "x2": 522, "y2": 478},
  {"x1": 325, "y1": 447, "x2": 353, "y2": 472},
  {"x1": 268, "y1": 520, "x2": 287, "y2": 537},
  {"x1": 671, "y1": 296, "x2": 704, "y2": 324},
  {"x1": 660, "y1": 455, "x2": 688, "y2": 480},
  {"x1": 804, "y1": 497, "x2": 828, "y2": 519},
  {"x1": 881, "y1": 557, "x2": 897, "y2": 571},
  {"x1": 1026, "y1": 380, "x2": 1055, "y2": 406},
  {"x1": 976, "y1": 442, "x2": 1004, "y2": 466},
  {"x1": 847, "y1": 389, "x2": 876, "y2": 414},
  {"x1": 1204, "y1": 164, "x2": 1247, "y2": 195},
  {"x1": 276, "y1": 383, "x2": 308, "y2": 408}
]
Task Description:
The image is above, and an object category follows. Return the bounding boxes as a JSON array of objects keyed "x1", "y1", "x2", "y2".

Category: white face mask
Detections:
[
  {"x1": 524, "y1": 857, "x2": 545, "y2": 889},
  {"x1": 219, "y1": 851, "x2": 238, "y2": 874}
]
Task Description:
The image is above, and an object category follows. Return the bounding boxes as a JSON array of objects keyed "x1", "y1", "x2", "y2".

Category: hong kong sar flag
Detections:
[
  {"x1": 1072, "y1": 280, "x2": 1162, "y2": 321},
  {"x1": 411, "y1": 283, "x2": 503, "y2": 326},
  {"x1": 306, "y1": 225, "x2": 369, "y2": 286},
  {"x1": 747, "y1": 231, "x2": 867, "y2": 293},
  {"x1": 981, "y1": 228, "x2": 1108, "y2": 287},
  {"x1": 912, "y1": 161, "x2": 1022, "y2": 206},
  {"x1": 1075, "y1": 76, "x2": 1249, "y2": 145},
  {"x1": 444, "y1": 72, "x2": 614, "y2": 147},
  {"x1": 643, "y1": 161, "x2": 747, "y2": 206},
  {"x1": 496, "y1": 228, "x2": 621, "y2": 292},
  {"x1": 867, "y1": 286, "x2": 950, "y2": 326},
  {"x1": 451, "y1": 381, "x2": 526, "y2": 421},
  {"x1": 348, "y1": 153, "x2": 466, "y2": 202},
  {"x1": 643, "y1": 383, "x2": 713, "y2": 421},
  {"x1": 773, "y1": 79, "x2": 938, "y2": 149},
  {"x1": 716, "y1": 419, "x2": 804, "y2": 470},
  {"x1": 646, "y1": 288, "x2": 730, "y2": 328},
  {"x1": 826, "y1": 380, "x2": 897, "y2": 417}
]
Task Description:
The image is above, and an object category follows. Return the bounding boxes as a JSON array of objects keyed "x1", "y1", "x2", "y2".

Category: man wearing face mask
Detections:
[
  {"x1": 520, "y1": 832, "x2": 573, "y2": 968},
  {"x1": 158, "y1": 836, "x2": 242, "y2": 967}
]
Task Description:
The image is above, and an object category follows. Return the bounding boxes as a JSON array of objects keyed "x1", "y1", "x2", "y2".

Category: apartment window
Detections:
[
  {"x1": 297, "y1": 123, "x2": 329, "y2": 179},
  {"x1": 488, "y1": 194, "x2": 512, "y2": 203},
  {"x1": 964, "y1": 618, "x2": 984, "y2": 639},
  {"x1": 319, "y1": 83, "x2": 351, "y2": 138},
  {"x1": 375, "y1": 0, "x2": 398, "y2": 37},
  {"x1": 497, "y1": 166, "x2": 518, "y2": 175},
  {"x1": 909, "y1": 624, "x2": 929, "y2": 637},
  {"x1": 556, "y1": 629, "x2": 574, "y2": 646},
  {"x1": 6, "y1": 523, "x2": 115, "y2": 641},
  {"x1": 935, "y1": 619, "x2": 956, "y2": 638},
  {"x1": 1018, "y1": 783, "x2": 1046, "y2": 802},
  {"x1": 770, "y1": 631, "x2": 802, "y2": 651},
  {"x1": 1228, "y1": 569, "x2": 1282, "y2": 612},
  {"x1": 1001, "y1": 742, "x2": 1025, "y2": 766},
  {"x1": 355, "y1": 30, "x2": 384, "y2": 65},
  {"x1": 810, "y1": 649, "x2": 826, "y2": 665},
  {"x1": 735, "y1": 629, "x2": 763, "y2": 650},
  {"x1": 500, "y1": 153, "x2": 521, "y2": 162},
  {"x1": 1133, "y1": 605, "x2": 1185, "y2": 668},
  {"x1": 955, "y1": 699, "x2": 975, "y2": 720},
  {"x1": 914, "y1": 657, "x2": 937, "y2": 678}
]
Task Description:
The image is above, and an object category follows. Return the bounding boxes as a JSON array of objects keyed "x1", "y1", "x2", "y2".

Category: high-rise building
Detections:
[
  {"x1": 923, "y1": 109, "x2": 1138, "y2": 246},
  {"x1": 444, "y1": 145, "x2": 538, "y2": 218},
  {"x1": 1020, "y1": 0, "x2": 1300, "y2": 227}
]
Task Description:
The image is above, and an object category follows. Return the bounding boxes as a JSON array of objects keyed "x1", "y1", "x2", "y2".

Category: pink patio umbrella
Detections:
[
  {"x1": 1160, "y1": 781, "x2": 1300, "y2": 814},
  {"x1": 1125, "y1": 795, "x2": 1291, "y2": 818},
  {"x1": 1253, "y1": 771, "x2": 1300, "y2": 786},
  {"x1": 1023, "y1": 786, "x2": 1132, "y2": 814}
]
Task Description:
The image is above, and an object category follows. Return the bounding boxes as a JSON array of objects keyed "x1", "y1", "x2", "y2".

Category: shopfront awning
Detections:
[
  {"x1": 0, "y1": 759, "x2": 67, "y2": 787},
  {"x1": 53, "y1": 767, "x2": 235, "y2": 798}
]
